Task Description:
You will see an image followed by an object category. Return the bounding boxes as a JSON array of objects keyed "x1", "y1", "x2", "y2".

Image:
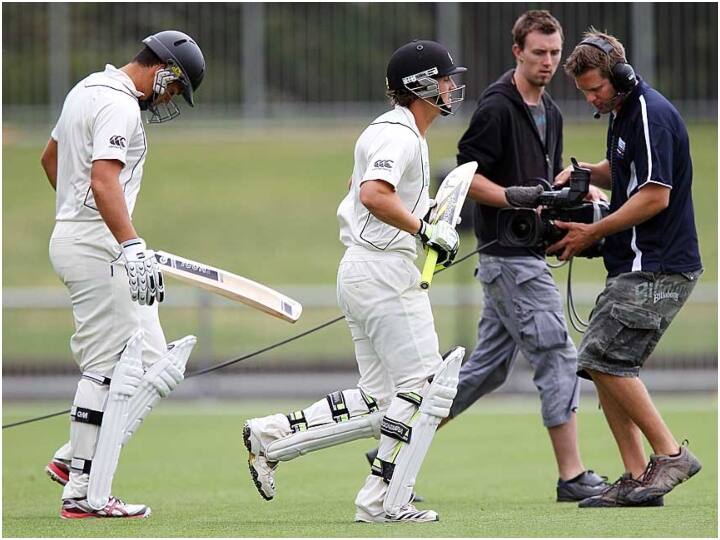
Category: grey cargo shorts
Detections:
[{"x1": 577, "y1": 270, "x2": 702, "y2": 379}]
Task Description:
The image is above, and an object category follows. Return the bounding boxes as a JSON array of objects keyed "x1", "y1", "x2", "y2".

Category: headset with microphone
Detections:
[{"x1": 579, "y1": 36, "x2": 636, "y2": 118}]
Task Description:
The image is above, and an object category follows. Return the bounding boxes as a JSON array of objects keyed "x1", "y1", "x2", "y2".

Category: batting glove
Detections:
[
  {"x1": 505, "y1": 185, "x2": 544, "y2": 207},
  {"x1": 416, "y1": 220, "x2": 459, "y2": 267},
  {"x1": 121, "y1": 238, "x2": 165, "y2": 306}
]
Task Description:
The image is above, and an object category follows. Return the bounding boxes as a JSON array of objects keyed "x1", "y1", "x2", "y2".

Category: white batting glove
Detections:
[
  {"x1": 121, "y1": 238, "x2": 165, "y2": 306},
  {"x1": 416, "y1": 220, "x2": 460, "y2": 267}
]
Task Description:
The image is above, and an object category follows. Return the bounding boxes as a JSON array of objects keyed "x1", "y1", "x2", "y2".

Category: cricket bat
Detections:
[
  {"x1": 419, "y1": 161, "x2": 477, "y2": 290},
  {"x1": 155, "y1": 251, "x2": 302, "y2": 323}
]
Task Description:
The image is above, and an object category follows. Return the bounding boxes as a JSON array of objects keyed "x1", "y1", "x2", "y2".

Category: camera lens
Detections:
[
  {"x1": 507, "y1": 212, "x2": 537, "y2": 244},
  {"x1": 511, "y1": 217, "x2": 532, "y2": 239},
  {"x1": 497, "y1": 208, "x2": 542, "y2": 247}
]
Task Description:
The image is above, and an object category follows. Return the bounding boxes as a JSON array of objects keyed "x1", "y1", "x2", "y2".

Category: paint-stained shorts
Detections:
[{"x1": 577, "y1": 270, "x2": 702, "y2": 379}]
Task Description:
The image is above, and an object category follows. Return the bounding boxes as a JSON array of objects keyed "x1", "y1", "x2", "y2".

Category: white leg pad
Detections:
[
  {"x1": 87, "y1": 330, "x2": 144, "y2": 510},
  {"x1": 383, "y1": 346, "x2": 464, "y2": 516},
  {"x1": 122, "y1": 335, "x2": 196, "y2": 446},
  {"x1": 266, "y1": 411, "x2": 382, "y2": 462}
]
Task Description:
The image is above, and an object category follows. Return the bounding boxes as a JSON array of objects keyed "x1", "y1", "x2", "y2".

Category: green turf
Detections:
[
  {"x1": 2, "y1": 122, "x2": 717, "y2": 286},
  {"x1": 2, "y1": 395, "x2": 717, "y2": 537},
  {"x1": 2, "y1": 122, "x2": 717, "y2": 366}
]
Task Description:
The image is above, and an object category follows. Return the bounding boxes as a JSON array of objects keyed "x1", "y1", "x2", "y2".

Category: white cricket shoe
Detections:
[
  {"x1": 243, "y1": 420, "x2": 278, "y2": 501},
  {"x1": 355, "y1": 503, "x2": 439, "y2": 523},
  {"x1": 61, "y1": 496, "x2": 151, "y2": 519}
]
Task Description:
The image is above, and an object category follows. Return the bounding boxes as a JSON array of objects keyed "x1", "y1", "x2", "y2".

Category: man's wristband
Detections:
[{"x1": 415, "y1": 220, "x2": 430, "y2": 242}]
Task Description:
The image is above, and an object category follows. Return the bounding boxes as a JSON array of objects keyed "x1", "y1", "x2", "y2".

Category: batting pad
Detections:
[
  {"x1": 383, "y1": 346, "x2": 464, "y2": 516},
  {"x1": 121, "y1": 335, "x2": 196, "y2": 446},
  {"x1": 87, "y1": 330, "x2": 144, "y2": 510},
  {"x1": 262, "y1": 388, "x2": 382, "y2": 461},
  {"x1": 266, "y1": 411, "x2": 382, "y2": 461}
]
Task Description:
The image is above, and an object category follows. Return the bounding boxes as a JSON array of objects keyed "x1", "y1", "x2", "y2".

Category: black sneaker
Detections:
[
  {"x1": 578, "y1": 473, "x2": 664, "y2": 508},
  {"x1": 626, "y1": 442, "x2": 702, "y2": 504},
  {"x1": 364, "y1": 447, "x2": 425, "y2": 503},
  {"x1": 557, "y1": 470, "x2": 609, "y2": 502}
]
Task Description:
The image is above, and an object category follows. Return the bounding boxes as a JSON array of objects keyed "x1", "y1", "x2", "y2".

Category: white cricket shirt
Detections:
[
  {"x1": 337, "y1": 105, "x2": 430, "y2": 258},
  {"x1": 51, "y1": 64, "x2": 147, "y2": 221}
]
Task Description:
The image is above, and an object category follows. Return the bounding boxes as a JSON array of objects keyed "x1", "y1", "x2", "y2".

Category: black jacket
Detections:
[{"x1": 457, "y1": 69, "x2": 564, "y2": 256}]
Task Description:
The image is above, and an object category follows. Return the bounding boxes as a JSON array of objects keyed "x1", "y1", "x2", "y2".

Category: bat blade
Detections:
[
  {"x1": 155, "y1": 251, "x2": 302, "y2": 323},
  {"x1": 420, "y1": 161, "x2": 477, "y2": 289}
]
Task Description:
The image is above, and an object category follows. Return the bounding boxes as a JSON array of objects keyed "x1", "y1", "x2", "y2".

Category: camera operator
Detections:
[
  {"x1": 453, "y1": 10, "x2": 607, "y2": 501},
  {"x1": 551, "y1": 30, "x2": 703, "y2": 508}
]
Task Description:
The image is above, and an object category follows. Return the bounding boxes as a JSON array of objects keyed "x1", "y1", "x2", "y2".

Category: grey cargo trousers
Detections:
[{"x1": 450, "y1": 254, "x2": 580, "y2": 427}]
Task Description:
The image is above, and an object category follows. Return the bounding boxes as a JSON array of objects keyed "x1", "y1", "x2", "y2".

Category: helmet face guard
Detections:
[
  {"x1": 139, "y1": 64, "x2": 184, "y2": 123},
  {"x1": 401, "y1": 67, "x2": 466, "y2": 116},
  {"x1": 140, "y1": 31, "x2": 205, "y2": 123}
]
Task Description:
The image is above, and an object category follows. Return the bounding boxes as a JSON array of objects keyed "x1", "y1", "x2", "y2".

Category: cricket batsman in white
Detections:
[
  {"x1": 243, "y1": 40, "x2": 467, "y2": 523},
  {"x1": 40, "y1": 31, "x2": 205, "y2": 519}
]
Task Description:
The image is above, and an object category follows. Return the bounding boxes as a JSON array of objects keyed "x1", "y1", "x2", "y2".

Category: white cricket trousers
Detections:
[
  {"x1": 338, "y1": 246, "x2": 443, "y2": 515},
  {"x1": 49, "y1": 220, "x2": 167, "y2": 375},
  {"x1": 49, "y1": 220, "x2": 167, "y2": 499}
]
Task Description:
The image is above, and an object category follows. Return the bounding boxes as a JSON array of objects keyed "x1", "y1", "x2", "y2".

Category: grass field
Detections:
[
  {"x1": 2, "y1": 395, "x2": 717, "y2": 537},
  {"x1": 2, "y1": 121, "x2": 717, "y2": 286},
  {"x1": 2, "y1": 121, "x2": 717, "y2": 365}
]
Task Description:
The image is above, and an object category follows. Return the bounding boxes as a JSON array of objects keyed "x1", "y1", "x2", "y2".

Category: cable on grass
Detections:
[{"x1": 3, "y1": 246, "x2": 484, "y2": 429}]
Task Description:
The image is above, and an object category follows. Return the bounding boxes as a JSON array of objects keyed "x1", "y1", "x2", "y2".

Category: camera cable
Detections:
[
  {"x1": 4, "y1": 242, "x2": 493, "y2": 430},
  {"x1": 566, "y1": 258, "x2": 590, "y2": 333}
]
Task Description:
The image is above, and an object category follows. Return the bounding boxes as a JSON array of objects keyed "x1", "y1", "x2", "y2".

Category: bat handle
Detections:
[{"x1": 420, "y1": 248, "x2": 439, "y2": 290}]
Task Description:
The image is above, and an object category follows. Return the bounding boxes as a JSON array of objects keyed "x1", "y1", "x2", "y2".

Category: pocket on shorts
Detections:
[
  {"x1": 514, "y1": 264, "x2": 546, "y2": 286},
  {"x1": 604, "y1": 303, "x2": 661, "y2": 363},
  {"x1": 521, "y1": 310, "x2": 568, "y2": 352},
  {"x1": 476, "y1": 264, "x2": 502, "y2": 284}
]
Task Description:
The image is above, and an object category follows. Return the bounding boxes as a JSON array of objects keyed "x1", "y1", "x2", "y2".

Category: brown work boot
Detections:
[
  {"x1": 626, "y1": 442, "x2": 702, "y2": 504},
  {"x1": 578, "y1": 473, "x2": 664, "y2": 508}
]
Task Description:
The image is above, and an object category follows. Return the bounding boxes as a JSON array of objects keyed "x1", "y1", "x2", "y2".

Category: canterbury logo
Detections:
[
  {"x1": 373, "y1": 159, "x2": 394, "y2": 169},
  {"x1": 109, "y1": 135, "x2": 126, "y2": 148}
]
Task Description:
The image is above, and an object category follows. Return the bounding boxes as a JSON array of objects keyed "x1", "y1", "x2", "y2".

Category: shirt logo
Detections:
[
  {"x1": 373, "y1": 159, "x2": 394, "y2": 170},
  {"x1": 109, "y1": 135, "x2": 126, "y2": 148},
  {"x1": 616, "y1": 137, "x2": 626, "y2": 159}
]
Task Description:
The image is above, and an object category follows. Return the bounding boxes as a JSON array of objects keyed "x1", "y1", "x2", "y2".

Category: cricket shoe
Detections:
[
  {"x1": 61, "y1": 496, "x2": 151, "y2": 519},
  {"x1": 364, "y1": 447, "x2": 425, "y2": 503},
  {"x1": 556, "y1": 470, "x2": 609, "y2": 502},
  {"x1": 45, "y1": 459, "x2": 70, "y2": 486},
  {"x1": 626, "y1": 442, "x2": 701, "y2": 504},
  {"x1": 578, "y1": 473, "x2": 664, "y2": 508},
  {"x1": 243, "y1": 420, "x2": 278, "y2": 501},
  {"x1": 355, "y1": 503, "x2": 439, "y2": 523}
]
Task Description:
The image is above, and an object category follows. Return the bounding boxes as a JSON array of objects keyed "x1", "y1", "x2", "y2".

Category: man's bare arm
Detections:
[
  {"x1": 467, "y1": 173, "x2": 511, "y2": 207},
  {"x1": 40, "y1": 138, "x2": 58, "y2": 191},
  {"x1": 548, "y1": 183, "x2": 670, "y2": 260},
  {"x1": 90, "y1": 159, "x2": 138, "y2": 244},
  {"x1": 360, "y1": 179, "x2": 424, "y2": 234}
]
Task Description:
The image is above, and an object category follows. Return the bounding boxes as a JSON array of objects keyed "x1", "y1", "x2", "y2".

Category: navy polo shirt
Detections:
[{"x1": 603, "y1": 79, "x2": 702, "y2": 276}]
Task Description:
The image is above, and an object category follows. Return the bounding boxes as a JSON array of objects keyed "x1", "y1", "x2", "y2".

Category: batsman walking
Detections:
[
  {"x1": 243, "y1": 40, "x2": 467, "y2": 523},
  {"x1": 40, "y1": 30, "x2": 205, "y2": 519}
]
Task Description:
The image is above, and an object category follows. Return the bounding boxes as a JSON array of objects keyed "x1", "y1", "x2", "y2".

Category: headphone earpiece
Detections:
[{"x1": 579, "y1": 36, "x2": 636, "y2": 94}]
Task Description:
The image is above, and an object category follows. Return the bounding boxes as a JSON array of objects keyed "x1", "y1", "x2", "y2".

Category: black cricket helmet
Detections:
[
  {"x1": 386, "y1": 39, "x2": 467, "y2": 115},
  {"x1": 142, "y1": 30, "x2": 205, "y2": 107}
]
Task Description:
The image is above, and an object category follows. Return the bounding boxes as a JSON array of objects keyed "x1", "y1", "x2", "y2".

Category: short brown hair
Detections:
[
  {"x1": 387, "y1": 88, "x2": 418, "y2": 108},
  {"x1": 564, "y1": 29, "x2": 627, "y2": 79},
  {"x1": 512, "y1": 10, "x2": 563, "y2": 49},
  {"x1": 132, "y1": 46, "x2": 162, "y2": 68}
]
